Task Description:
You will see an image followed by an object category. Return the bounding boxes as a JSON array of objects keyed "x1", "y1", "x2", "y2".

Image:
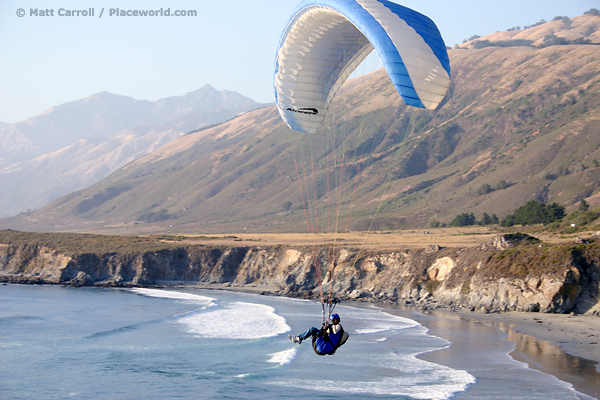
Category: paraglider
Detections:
[
  {"x1": 275, "y1": 0, "x2": 451, "y2": 134},
  {"x1": 274, "y1": 0, "x2": 451, "y2": 355},
  {"x1": 289, "y1": 313, "x2": 349, "y2": 355}
]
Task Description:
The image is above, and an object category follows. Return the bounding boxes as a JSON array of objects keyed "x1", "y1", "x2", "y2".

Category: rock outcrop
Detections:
[{"x1": 1, "y1": 234, "x2": 599, "y2": 316}]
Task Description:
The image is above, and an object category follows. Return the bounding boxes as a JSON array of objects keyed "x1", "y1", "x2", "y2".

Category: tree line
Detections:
[
  {"x1": 436, "y1": 200, "x2": 600, "y2": 229},
  {"x1": 434, "y1": 200, "x2": 577, "y2": 228}
]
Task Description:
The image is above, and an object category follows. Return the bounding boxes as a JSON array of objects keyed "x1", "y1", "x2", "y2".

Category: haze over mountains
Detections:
[
  {"x1": 0, "y1": 85, "x2": 268, "y2": 217},
  {"x1": 2, "y1": 13, "x2": 599, "y2": 233}
]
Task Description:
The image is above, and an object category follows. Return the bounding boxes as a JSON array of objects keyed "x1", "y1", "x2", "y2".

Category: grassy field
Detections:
[
  {"x1": 3, "y1": 224, "x2": 596, "y2": 254},
  {"x1": 153, "y1": 226, "x2": 598, "y2": 251}
]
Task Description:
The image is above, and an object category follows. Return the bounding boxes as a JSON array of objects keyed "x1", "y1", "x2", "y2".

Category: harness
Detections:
[{"x1": 312, "y1": 324, "x2": 349, "y2": 356}]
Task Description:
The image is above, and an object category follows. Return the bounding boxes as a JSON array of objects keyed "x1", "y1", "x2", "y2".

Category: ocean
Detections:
[{"x1": 0, "y1": 284, "x2": 593, "y2": 399}]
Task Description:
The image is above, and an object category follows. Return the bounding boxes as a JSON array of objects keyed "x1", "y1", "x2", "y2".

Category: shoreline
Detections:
[
  {"x1": 376, "y1": 305, "x2": 600, "y2": 400},
  {"x1": 159, "y1": 282, "x2": 600, "y2": 362},
  {"x1": 5, "y1": 281, "x2": 600, "y2": 397},
  {"x1": 451, "y1": 310, "x2": 600, "y2": 371},
  {"x1": 184, "y1": 283, "x2": 600, "y2": 366},
  {"x1": 201, "y1": 284, "x2": 600, "y2": 398},
  {"x1": 214, "y1": 286, "x2": 600, "y2": 399}
]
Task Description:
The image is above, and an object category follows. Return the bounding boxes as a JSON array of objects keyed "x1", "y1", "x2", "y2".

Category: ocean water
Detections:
[{"x1": 0, "y1": 285, "x2": 591, "y2": 399}]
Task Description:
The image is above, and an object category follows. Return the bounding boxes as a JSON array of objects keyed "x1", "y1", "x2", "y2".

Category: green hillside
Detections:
[{"x1": 3, "y1": 17, "x2": 600, "y2": 234}]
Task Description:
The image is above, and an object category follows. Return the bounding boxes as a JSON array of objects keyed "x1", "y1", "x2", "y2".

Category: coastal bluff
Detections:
[{"x1": 1, "y1": 231, "x2": 599, "y2": 316}]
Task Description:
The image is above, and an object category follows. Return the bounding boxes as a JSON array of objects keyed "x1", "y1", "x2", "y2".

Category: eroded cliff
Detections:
[{"x1": 1, "y1": 232, "x2": 599, "y2": 316}]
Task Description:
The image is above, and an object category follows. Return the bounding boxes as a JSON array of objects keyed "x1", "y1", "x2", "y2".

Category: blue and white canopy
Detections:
[{"x1": 274, "y1": 0, "x2": 451, "y2": 134}]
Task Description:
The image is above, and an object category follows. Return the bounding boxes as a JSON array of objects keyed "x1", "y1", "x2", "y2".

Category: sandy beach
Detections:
[
  {"x1": 405, "y1": 309, "x2": 600, "y2": 399},
  {"x1": 454, "y1": 311, "x2": 600, "y2": 370}
]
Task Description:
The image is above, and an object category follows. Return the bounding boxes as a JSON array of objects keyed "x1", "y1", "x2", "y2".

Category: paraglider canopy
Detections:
[{"x1": 274, "y1": 0, "x2": 451, "y2": 134}]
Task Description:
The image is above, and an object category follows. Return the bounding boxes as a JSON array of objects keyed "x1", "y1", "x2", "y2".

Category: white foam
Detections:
[
  {"x1": 129, "y1": 288, "x2": 216, "y2": 306},
  {"x1": 178, "y1": 302, "x2": 291, "y2": 340},
  {"x1": 0, "y1": 342, "x2": 24, "y2": 348},
  {"x1": 269, "y1": 305, "x2": 474, "y2": 399},
  {"x1": 343, "y1": 307, "x2": 419, "y2": 334},
  {"x1": 267, "y1": 348, "x2": 297, "y2": 366},
  {"x1": 344, "y1": 308, "x2": 422, "y2": 346},
  {"x1": 273, "y1": 353, "x2": 475, "y2": 399},
  {"x1": 275, "y1": 375, "x2": 474, "y2": 400},
  {"x1": 354, "y1": 328, "x2": 389, "y2": 334}
]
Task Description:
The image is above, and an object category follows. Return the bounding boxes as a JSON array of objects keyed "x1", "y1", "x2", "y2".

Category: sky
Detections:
[{"x1": 0, "y1": 0, "x2": 597, "y2": 123}]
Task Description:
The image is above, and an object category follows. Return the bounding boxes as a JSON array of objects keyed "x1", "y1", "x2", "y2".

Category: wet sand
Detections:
[
  {"x1": 453, "y1": 311, "x2": 600, "y2": 370},
  {"x1": 396, "y1": 309, "x2": 600, "y2": 399}
]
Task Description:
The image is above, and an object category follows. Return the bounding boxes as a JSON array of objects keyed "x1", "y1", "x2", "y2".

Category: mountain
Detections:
[
  {"x1": 0, "y1": 85, "x2": 260, "y2": 162},
  {"x1": 0, "y1": 121, "x2": 10, "y2": 165},
  {"x1": 2, "y1": 14, "x2": 599, "y2": 233},
  {"x1": 0, "y1": 85, "x2": 268, "y2": 217}
]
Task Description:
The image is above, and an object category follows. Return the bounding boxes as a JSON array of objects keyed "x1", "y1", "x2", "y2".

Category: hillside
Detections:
[
  {"x1": 458, "y1": 14, "x2": 600, "y2": 49},
  {"x1": 0, "y1": 86, "x2": 268, "y2": 217},
  {"x1": 2, "y1": 15, "x2": 600, "y2": 233}
]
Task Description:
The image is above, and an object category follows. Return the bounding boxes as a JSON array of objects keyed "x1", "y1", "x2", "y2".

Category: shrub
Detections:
[
  {"x1": 425, "y1": 279, "x2": 441, "y2": 293},
  {"x1": 495, "y1": 180, "x2": 510, "y2": 190},
  {"x1": 449, "y1": 213, "x2": 477, "y2": 227},
  {"x1": 565, "y1": 209, "x2": 600, "y2": 226},
  {"x1": 473, "y1": 39, "x2": 534, "y2": 49},
  {"x1": 479, "y1": 213, "x2": 499, "y2": 225},
  {"x1": 477, "y1": 180, "x2": 511, "y2": 196},
  {"x1": 137, "y1": 209, "x2": 174, "y2": 223},
  {"x1": 501, "y1": 201, "x2": 565, "y2": 227},
  {"x1": 538, "y1": 34, "x2": 591, "y2": 48},
  {"x1": 477, "y1": 183, "x2": 493, "y2": 195},
  {"x1": 524, "y1": 19, "x2": 546, "y2": 29},
  {"x1": 0, "y1": 230, "x2": 181, "y2": 254}
]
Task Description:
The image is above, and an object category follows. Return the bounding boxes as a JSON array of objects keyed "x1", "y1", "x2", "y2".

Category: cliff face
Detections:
[{"x1": 1, "y1": 236, "x2": 599, "y2": 316}]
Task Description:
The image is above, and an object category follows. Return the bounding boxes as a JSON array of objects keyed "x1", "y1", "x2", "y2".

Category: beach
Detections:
[
  {"x1": 192, "y1": 282, "x2": 600, "y2": 398},
  {"x1": 397, "y1": 308, "x2": 600, "y2": 399},
  {"x1": 454, "y1": 311, "x2": 600, "y2": 371}
]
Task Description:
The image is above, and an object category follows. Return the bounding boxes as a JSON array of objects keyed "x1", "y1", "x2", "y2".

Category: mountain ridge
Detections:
[
  {"x1": 0, "y1": 85, "x2": 260, "y2": 159},
  {"x1": 2, "y1": 15, "x2": 600, "y2": 233},
  {"x1": 458, "y1": 13, "x2": 600, "y2": 49},
  {"x1": 0, "y1": 86, "x2": 269, "y2": 217}
]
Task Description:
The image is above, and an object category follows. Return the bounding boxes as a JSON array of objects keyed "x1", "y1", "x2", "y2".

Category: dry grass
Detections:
[
  {"x1": 156, "y1": 226, "x2": 588, "y2": 251},
  {"x1": 2, "y1": 225, "x2": 590, "y2": 255}
]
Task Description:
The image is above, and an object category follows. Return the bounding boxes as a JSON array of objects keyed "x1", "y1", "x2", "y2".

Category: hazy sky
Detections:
[{"x1": 0, "y1": 0, "x2": 596, "y2": 123}]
